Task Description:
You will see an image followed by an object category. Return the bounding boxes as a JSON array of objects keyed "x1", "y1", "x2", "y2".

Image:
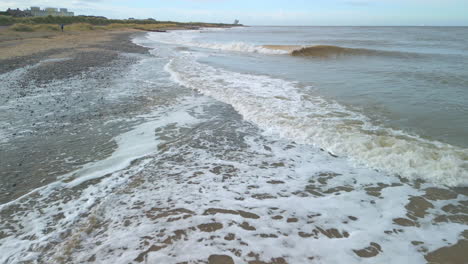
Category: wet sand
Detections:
[{"x1": 0, "y1": 29, "x2": 150, "y2": 203}]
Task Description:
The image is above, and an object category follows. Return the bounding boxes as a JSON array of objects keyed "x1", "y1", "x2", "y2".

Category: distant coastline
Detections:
[
  {"x1": 0, "y1": 12, "x2": 242, "y2": 29},
  {"x1": 0, "y1": 14, "x2": 242, "y2": 61}
]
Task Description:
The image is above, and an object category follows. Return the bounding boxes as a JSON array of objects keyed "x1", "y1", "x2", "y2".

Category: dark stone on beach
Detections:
[
  {"x1": 267, "y1": 180, "x2": 285, "y2": 184},
  {"x1": 224, "y1": 233, "x2": 236, "y2": 241},
  {"x1": 405, "y1": 196, "x2": 434, "y2": 219},
  {"x1": 315, "y1": 227, "x2": 349, "y2": 239},
  {"x1": 434, "y1": 214, "x2": 468, "y2": 225},
  {"x1": 134, "y1": 244, "x2": 166, "y2": 262},
  {"x1": 353, "y1": 242, "x2": 382, "y2": 258},
  {"x1": 203, "y1": 208, "x2": 260, "y2": 219},
  {"x1": 423, "y1": 187, "x2": 458, "y2": 201},
  {"x1": 197, "y1": 222, "x2": 223, "y2": 232},
  {"x1": 263, "y1": 145, "x2": 272, "y2": 151},
  {"x1": 393, "y1": 217, "x2": 418, "y2": 227},
  {"x1": 425, "y1": 240, "x2": 468, "y2": 264},
  {"x1": 442, "y1": 203, "x2": 467, "y2": 214},
  {"x1": 239, "y1": 222, "x2": 256, "y2": 231},
  {"x1": 208, "y1": 255, "x2": 235, "y2": 264}
]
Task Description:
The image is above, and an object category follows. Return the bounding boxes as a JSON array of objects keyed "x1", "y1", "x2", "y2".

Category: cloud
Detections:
[{"x1": 1, "y1": 0, "x2": 466, "y2": 25}]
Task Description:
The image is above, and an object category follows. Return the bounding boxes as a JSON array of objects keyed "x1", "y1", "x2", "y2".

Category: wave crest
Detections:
[
  {"x1": 145, "y1": 31, "x2": 288, "y2": 55},
  {"x1": 290, "y1": 45, "x2": 418, "y2": 58},
  {"x1": 197, "y1": 41, "x2": 289, "y2": 54}
]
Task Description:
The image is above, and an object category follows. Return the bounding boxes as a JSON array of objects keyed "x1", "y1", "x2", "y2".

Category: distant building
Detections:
[
  {"x1": 234, "y1": 19, "x2": 240, "y2": 25},
  {"x1": 29, "y1": 6, "x2": 74, "y2": 17},
  {"x1": 6, "y1": 8, "x2": 32, "y2": 17}
]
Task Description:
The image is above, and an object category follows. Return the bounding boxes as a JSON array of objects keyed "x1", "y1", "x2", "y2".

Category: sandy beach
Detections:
[{"x1": 0, "y1": 28, "x2": 148, "y2": 72}]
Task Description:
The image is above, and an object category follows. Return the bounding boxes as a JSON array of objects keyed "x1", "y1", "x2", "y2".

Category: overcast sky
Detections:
[{"x1": 1, "y1": 0, "x2": 467, "y2": 26}]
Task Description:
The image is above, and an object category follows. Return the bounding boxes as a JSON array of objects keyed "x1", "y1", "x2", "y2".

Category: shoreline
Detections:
[
  {"x1": 0, "y1": 23, "x2": 242, "y2": 59},
  {"x1": 0, "y1": 30, "x2": 151, "y2": 204},
  {"x1": 0, "y1": 23, "x2": 243, "y2": 72}
]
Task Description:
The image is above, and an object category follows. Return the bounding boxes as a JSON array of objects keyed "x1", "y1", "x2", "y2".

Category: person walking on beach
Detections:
[{"x1": 60, "y1": 24, "x2": 64, "y2": 32}]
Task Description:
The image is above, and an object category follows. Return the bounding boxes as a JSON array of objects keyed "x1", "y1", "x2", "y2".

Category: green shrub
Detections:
[
  {"x1": 1, "y1": 15, "x2": 234, "y2": 27},
  {"x1": 40, "y1": 24, "x2": 60, "y2": 31},
  {"x1": 9, "y1": 23, "x2": 61, "y2": 32},
  {"x1": 10, "y1": 23, "x2": 34, "y2": 32},
  {"x1": 67, "y1": 23, "x2": 95, "y2": 31},
  {"x1": 0, "y1": 15, "x2": 15, "y2": 26}
]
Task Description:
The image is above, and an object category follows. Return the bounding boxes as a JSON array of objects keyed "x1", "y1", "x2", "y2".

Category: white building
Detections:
[{"x1": 29, "y1": 7, "x2": 74, "y2": 17}]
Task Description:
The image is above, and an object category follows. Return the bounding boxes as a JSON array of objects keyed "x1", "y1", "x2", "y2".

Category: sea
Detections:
[{"x1": 0, "y1": 26, "x2": 467, "y2": 263}]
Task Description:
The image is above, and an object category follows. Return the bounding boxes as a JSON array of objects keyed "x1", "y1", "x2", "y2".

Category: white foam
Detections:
[
  {"x1": 144, "y1": 30, "x2": 289, "y2": 55},
  {"x1": 0, "y1": 127, "x2": 8, "y2": 144},
  {"x1": 0, "y1": 96, "x2": 213, "y2": 263},
  {"x1": 164, "y1": 53, "x2": 468, "y2": 187},
  {"x1": 62, "y1": 102, "x2": 202, "y2": 187},
  {"x1": 18, "y1": 122, "x2": 464, "y2": 264},
  {"x1": 0, "y1": 96, "x2": 207, "y2": 210}
]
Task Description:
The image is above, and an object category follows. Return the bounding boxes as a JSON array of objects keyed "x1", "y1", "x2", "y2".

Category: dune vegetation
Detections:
[
  {"x1": 8, "y1": 22, "x2": 186, "y2": 32},
  {"x1": 0, "y1": 15, "x2": 236, "y2": 32}
]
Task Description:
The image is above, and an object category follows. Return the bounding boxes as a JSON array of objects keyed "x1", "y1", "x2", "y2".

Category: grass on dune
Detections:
[
  {"x1": 9, "y1": 22, "x2": 187, "y2": 32},
  {"x1": 67, "y1": 23, "x2": 95, "y2": 31},
  {"x1": 0, "y1": 15, "x2": 182, "y2": 26},
  {"x1": 0, "y1": 14, "x2": 236, "y2": 28},
  {"x1": 10, "y1": 23, "x2": 60, "y2": 32},
  {"x1": 103, "y1": 23, "x2": 178, "y2": 30},
  {"x1": 1, "y1": 13, "x2": 236, "y2": 33}
]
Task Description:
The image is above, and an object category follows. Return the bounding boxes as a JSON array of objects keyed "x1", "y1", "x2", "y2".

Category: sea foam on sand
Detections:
[{"x1": 5, "y1": 107, "x2": 463, "y2": 263}]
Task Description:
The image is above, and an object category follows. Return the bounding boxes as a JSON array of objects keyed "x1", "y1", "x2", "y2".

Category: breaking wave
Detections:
[
  {"x1": 196, "y1": 41, "x2": 289, "y2": 54},
  {"x1": 290, "y1": 45, "x2": 420, "y2": 58},
  {"x1": 145, "y1": 31, "x2": 288, "y2": 55},
  {"x1": 164, "y1": 52, "x2": 468, "y2": 187}
]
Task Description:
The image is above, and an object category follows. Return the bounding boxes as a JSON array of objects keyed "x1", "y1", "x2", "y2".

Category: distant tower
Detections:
[{"x1": 234, "y1": 19, "x2": 239, "y2": 25}]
